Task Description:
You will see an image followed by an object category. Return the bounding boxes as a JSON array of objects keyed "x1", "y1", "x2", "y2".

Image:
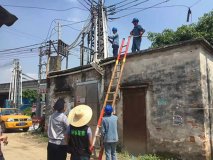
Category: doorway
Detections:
[{"x1": 122, "y1": 87, "x2": 147, "y2": 155}]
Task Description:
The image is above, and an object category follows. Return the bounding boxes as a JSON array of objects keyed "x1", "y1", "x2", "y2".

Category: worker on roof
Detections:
[
  {"x1": 108, "y1": 27, "x2": 119, "y2": 57},
  {"x1": 130, "y1": 18, "x2": 145, "y2": 52}
]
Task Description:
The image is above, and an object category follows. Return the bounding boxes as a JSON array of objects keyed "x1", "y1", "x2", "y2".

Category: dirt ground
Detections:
[{"x1": 1, "y1": 131, "x2": 71, "y2": 160}]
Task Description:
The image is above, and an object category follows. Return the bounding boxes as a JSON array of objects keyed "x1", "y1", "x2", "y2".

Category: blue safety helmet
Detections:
[
  {"x1": 132, "y1": 18, "x2": 139, "y2": 23},
  {"x1": 105, "y1": 105, "x2": 113, "y2": 115},
  {"x1": 112, "y1": 27, "x2": 117, "y2": 32}
]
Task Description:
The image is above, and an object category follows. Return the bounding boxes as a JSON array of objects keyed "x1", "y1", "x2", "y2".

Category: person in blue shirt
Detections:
[
  {"x1": 102, "y1": 105, "x2": 118, "y2": 160},
  {"x1": 130, "y1": 18, "x2": 145, "y2": 52},
  {"x1": 108, "y1": 27, "x2": 119, "y2": 57}
]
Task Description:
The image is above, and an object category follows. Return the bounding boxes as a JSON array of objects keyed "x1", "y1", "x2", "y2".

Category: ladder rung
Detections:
[
  {"x1": 121, "y1": 51, "x2": 125, "y2": 53},
  {"x1": 106, "y1": 100, "x2": 113, "y2": 102},
  {"x1": 107, "y1": 92, "x2": 115, "y2": 94},
  {"x1": 122, "y1": 45, "x2": 127, "y2": 47}
]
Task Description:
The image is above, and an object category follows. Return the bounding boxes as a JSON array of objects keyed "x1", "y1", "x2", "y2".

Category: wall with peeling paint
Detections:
[
  {"x1": 116, "y1": 44, "x2": 210, "y2": 160},
  {"x1": 47, "y1": 40, "x2": 213, "y2": 160}
]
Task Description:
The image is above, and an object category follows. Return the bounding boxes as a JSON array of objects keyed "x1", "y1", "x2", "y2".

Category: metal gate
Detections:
[{"x1": 75, "y1": 81, "x2": 99, "y2": 131}]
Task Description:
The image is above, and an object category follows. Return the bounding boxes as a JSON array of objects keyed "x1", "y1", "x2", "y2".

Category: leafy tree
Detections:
[
  {"x1": 22, "y1": 89, "x2": 38, "y2": 103},
  {"x1": 148, "y1": 11, "x2": 213, "y2": 48}
]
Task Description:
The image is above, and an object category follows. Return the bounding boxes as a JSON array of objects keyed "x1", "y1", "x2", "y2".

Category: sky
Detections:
[{"x1": 0, "y1": 0, "x2": 212, "y2": 83}]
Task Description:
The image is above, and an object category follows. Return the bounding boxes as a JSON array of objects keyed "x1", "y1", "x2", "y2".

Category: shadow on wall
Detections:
[{"x1": 54, "y1": 77, "x2": 73, "y2": 92}]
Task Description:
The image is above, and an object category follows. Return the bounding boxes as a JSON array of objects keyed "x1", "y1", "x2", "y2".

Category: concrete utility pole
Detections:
[
  {"x1": 57, "y1": 22, "x2": 61, "y2": 40},
  {"x1": 97, "y1": 0, "x2": 109, "y2": 59},
  {"x1": 85, "y1": 0, "x2": 109, "y2": 63},
  {"x1": 37, "y1": 46, "x2": 48, "y2": 116},
  {"x1": 9, "y1": 59, "x2": 22, "y2": 108},
  {"x1": 37, "y1": 47, "x2": 42, "y2": 116},
  {"x1": 80, "y1": 32, "x2": 85, "y2": 66}
]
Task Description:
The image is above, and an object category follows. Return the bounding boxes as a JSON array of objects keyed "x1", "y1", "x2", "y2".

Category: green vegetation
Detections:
[
  {"x1": 148, "y1": 11, "x2": 213, "y2": 48},
  {"x1": 22, "y1": 89, "x2": 38, "y2": 103},
  {"x1": 22, "y1": 107, "x2": 32, "y2": 116},
  {"x1": 118, "y1": 151, "x2": 181, "y2": 160}
]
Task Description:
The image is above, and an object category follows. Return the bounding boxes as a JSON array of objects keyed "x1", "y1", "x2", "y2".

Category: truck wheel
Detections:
[
  {"x1": 23, "y1": 128, "x2": 29, "y2": 132},
  {"x1": 1, "y1": 123, "x2": 7, "y2": 133}
]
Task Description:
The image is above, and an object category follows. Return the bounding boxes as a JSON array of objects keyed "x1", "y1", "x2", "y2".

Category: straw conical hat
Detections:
[{"x1": 68, "y1": 105, "x2": 92, "y2": 127}]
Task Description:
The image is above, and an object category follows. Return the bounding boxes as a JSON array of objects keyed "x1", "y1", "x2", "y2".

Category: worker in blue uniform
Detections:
[
  {"x1": 130, "y1": 18, "x2": 145, "y2": 52},
  {"x1": 108, "y1": 27, "x2": 119, "y2": 57}
]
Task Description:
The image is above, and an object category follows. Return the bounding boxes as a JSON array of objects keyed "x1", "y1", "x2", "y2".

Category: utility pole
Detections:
[
  {"x1": 9, "y1": 59, "x2": 22, "y2": 108},
  {"x1": 97, "y1": 0, "x2": 109, "y2": 60},
  {"x1": 37, "y1": 47, "x2": 42, "y2": 116},
  {"x1": 80, "y1": 32, "x2": 85, "y2": 66},
  {"x1": 86, "y1": 0, "x2": 109, "y2": 63},
  {"x1": 57, "y1": 22, "x2": 61, "y2": 40},
  {"x1": 37, "y1": 45, "x2": 48, "y2": 116}
]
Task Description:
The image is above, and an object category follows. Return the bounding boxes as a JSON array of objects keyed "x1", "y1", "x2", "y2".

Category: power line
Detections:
[
  {"x1": 47, "y1": 19, "x2": 90, "y2": 40},
  {"x1": 130, "y1": 4, "x2": 189, "y2": 10},
  {"x1": 108, "y1": 0, "x2": 131, "y2": 8},
  {"x1": 109, "y1": 0, "x2": 171, "y2": 20},
  {"x1": 82, "y1": 0, "x2": 91, "y2": 7},
  {"x1": 4, "y1": 28, "x2": 43, "y2": 42},
  {"x1": 0, "y1": 61, "x2": 13, "y2": 68},
  {"x1": 0, "y1": 54, "x2": 38, "y2": 60},
  {"x1": 87, "y1": 0, "x2": 98, "y2": 5},
  {"x1": 62, "y1": 25, "x2": 81, "y2": 31},
  {"x1": 61, "y1": 19, "x2": 89, "y2": 27},
  {"x1": 0, "y1": 51, "x2": 37, "y2": 57},
  {"x1": 0, "y1": 50, "x2": 38, "y2": 56},
  {"x1": 190, "y1": 0, "x2": 202, "y2": 8},
  {"x1": 114, "y1": 0, "x2": 143, "y2": 10},
  {"x1": 2, "y1": 4, "x2": 88, "y2": 11},
  {"x1": 22, "y1": 73, "x2": 37, "y2": 80},
  {"x1": 76, "y1": 0, "x2": 90, "y2": 11},
  {"x1": 5, "y1": 28, "x2": 44, "y2": 41},
  {"x1": 0, "y1": 43, "x2": 42, "y2": 53},
  {"x1": 111, "y1": 0, "x2": 150, "y2": 14},
  {"x1": 0, "y1": 41, "x2": 58, "y2": 54}
]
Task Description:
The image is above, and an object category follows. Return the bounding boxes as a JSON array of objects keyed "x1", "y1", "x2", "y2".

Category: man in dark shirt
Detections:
[
  {"x1": 65, "y1": 105, "x2": 93, "y2": 160},
  {"x1": 130, "y1": 18, "x2": 145, "y2": 52}
]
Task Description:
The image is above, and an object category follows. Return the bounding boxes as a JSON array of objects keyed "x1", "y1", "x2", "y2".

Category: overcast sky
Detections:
[{"x1": 0, "y1": 0, "x2": 212, "y2": 83}]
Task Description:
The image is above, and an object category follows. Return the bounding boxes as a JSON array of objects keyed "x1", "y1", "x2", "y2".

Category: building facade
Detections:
[{"x1": 47, "y1": 39, "x2": 213, "y2": 160}]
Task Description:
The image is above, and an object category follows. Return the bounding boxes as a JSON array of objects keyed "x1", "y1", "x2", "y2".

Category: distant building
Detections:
[
  {"x1": 0, "y1": 80, "x2": 45, "y2": 107},
  {"x1": 47, "y1": 39, "x2": 213, "y2": 160}
]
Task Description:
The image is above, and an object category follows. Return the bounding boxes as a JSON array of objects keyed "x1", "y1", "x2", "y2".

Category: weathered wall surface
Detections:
[
  {"x1": 200, "y1": 46, "x2": 213, "y2": 160},
  {"x1": 46, "y1": 68, "x2": 102, "y2": 130},
  {"x1": 47, "y1": 42, "x2": 213, "y2": 160},
  {"x1": 114, "y1": 44, "x2": 208, "y2": 159}
]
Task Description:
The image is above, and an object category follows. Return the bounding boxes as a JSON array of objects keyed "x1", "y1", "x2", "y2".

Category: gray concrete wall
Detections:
[
  {"x1": 115, "y1": 44, "x2": 208, "y2": 159},
  {"x1": 47, "y1": 42, "x2": 213, "y2": 159},
  {"x1": 199, "y1": 46, "x2": 213, "y2": 160},
  {"x1": 46, "y1": 69, "x2": 102, "y2": 128}
]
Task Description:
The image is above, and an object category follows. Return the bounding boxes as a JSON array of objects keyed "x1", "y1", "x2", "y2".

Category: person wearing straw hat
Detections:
[
  {"x1": 102, "y1": 105, "x2": 118, "y2": 160},
  {"x1": 47, "y1": 98, "x2": 69, "y2": 160},
  {"x1": 65, "y1": 105, "x2": 93, "y2": 160}
]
